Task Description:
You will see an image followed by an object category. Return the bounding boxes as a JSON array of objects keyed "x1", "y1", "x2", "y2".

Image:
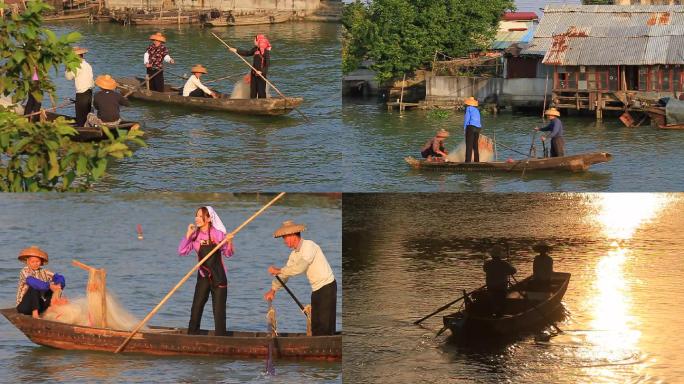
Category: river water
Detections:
[
  {"x1": 343, "y1": 193, "x2": 684, "y2": 383},
  {"x1": 45, "y1": 21, "x2": 342, "y2": 192},
  {"x1": 0, "y1": 193, "x2": 341, "y2": 383},
  {"x1": 342, "y1": 101, "x2": 684, "y2": 192}
]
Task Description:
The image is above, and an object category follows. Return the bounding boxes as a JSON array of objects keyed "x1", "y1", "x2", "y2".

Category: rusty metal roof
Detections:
[{"x1": 522, "y1": 5, "x2": 684, "y2": 65}]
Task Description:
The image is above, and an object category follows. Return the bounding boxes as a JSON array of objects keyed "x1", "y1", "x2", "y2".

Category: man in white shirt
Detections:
[
  {"x1": 65, "y1": 46, "x2": 94, "y2": 126},
  {"x1": 182, "y1": 65, "x2": 217, "y2": 98},
  {"x1": 264, "y1": 220, "x2": 337, "y2": 336}
]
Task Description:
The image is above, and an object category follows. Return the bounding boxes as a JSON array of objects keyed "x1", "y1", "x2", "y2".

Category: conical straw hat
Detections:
[
  {"x1": 464, "y1": 96, "x2": 479, "y2": 107},
  {"x1": 95, "y1": 74, "x2": 117, "y2": 90},
  {"x1": 149, "y1": 32, "x2": 166, "y2": 42},
  {"x1": 18, "y1": 246, "x2": 49, "y2": 264},
  {"x1": 273, "y1": 220, "x2": 306, "y2": 238},
  {"x1": 191, "y1": 64, "x2": 207, "y2": 74}
]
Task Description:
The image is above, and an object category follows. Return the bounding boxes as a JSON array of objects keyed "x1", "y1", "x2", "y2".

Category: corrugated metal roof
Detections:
[
  {"x1": 522, "y1": 5, "x2": 684, "y2": 65},
  {"x1": 493, "y1": 20, "x2": 537, "y2": 50}
]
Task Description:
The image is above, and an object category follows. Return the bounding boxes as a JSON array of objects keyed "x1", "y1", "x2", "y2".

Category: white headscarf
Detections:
[{"x1": 205, "y1": 206, "x2": 226, "y2": 234}]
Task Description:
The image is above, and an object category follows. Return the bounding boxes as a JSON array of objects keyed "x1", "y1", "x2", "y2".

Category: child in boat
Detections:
[
  {"x1": 15, "y1": 246, "x2": 67, "y2": 318},
  {"x1": 182, "y1": 64, "x2": 217, "y2": 98}
]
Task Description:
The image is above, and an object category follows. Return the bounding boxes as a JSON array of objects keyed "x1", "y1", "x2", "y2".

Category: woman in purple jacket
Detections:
[{"x1": 178, "y1": 206, "x2": 234, "y2": 336}]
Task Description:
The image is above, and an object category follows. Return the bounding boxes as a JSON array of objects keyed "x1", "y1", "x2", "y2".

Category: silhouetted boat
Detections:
[{"x1": 405, "y1": 152, "x2": 612, "y2": 172}]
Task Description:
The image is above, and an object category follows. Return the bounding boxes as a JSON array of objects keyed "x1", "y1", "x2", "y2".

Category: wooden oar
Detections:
[
  {"x1": 205, "y1": 73, "x2": 241, "y2": 84},
  {"x1": 210, "y1": 32, "x2": 310, "y2": 122},
  {"x1": 114, "y1": 192, "x2": 286, "y2": 353},
  {"x1": 413, "y1": 284, "x2": 487, "y2": 325},
  {"x1": 123, "y1": 68, "x2": 164, "y2": 98},
  {"x1": 510, "y1": 275, "x2": 563, "y2": 334},
  {"x1": 24, "y1": 99, "x2": 75, "y2": 118},
  {"x1": 274, "y1": 275, "x2": 309, "y2": 319}
]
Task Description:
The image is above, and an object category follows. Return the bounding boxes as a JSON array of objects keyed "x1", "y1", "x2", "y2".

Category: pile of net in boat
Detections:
[
  {"x1": 446, "y1": 134, "x2": 495, "y2": 162},
  {"x1": 230, "y1": 75, "x2": 272, "y2": 99},
  {"x1": 42, "y1": 268, "x2": 144, "y2": 331}
]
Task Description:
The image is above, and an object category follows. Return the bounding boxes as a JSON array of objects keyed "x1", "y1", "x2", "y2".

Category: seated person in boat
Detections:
[
  {"x1": 15, "y1": 246, "x2": 67, "y2": 319},
  {"x1": 86, "y1": 75, "x2": 130, "y2": 127},
  {"x1": 420, "y1": 129, "x2": 450, "y2": 161},
  {"x1": 229, "y1": 34, "x2": 271, "y2": 99},
  {"x1": 182, "y1": 65, "x2": 217, "y2": 99},
  {"x1": 532, "y1": 241, "x2": 554, "y2": 290},
  {"x1": 483, "y1": 245, "x2": 516, "y2": 318},
  {"x1": 535, "y1": 108, "x2": 565, "y2": 158}
]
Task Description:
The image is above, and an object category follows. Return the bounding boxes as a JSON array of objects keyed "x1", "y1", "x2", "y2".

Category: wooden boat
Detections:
[
  {"x1": 114, "y1": 77, "x2": 303, "y2": 116},
  {"x1": 42, "y1": 5, "x2": 94, "y2": 21},
  {"x1": 110, "y1": 10, "x2": 197, "y2": 25},
  {"x1": 405, "y1": 152, "x2": 612, "y2": 173},
  {"x1": 442, "y1": 272, "x2": 571, "y2": 337},
  {"x1": 645, "y1": 106, "x2": 684, "y2": 130},
  {"x1": 1, "y1": 308, "x2": 341, "y2": 360},
  {"x1": 45, "y1": 112, "x2": 141, "y2": 142},
  {"x1": 201, "y1": 10, "x2": 294, "y2": 27}
]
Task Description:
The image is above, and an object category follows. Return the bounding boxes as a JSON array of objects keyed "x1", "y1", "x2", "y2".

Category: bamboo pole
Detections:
[
  {"x1": 210, "y1": 32, "x2": 310, "y2": 122},
  {"x1": 114, "y1": 192, "x2": 286, "y2": 353}
]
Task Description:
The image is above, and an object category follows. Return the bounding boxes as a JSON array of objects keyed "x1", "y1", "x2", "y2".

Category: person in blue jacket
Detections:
[
  {"x1": 15, "y1": 246, "x2": 67, "y2": 318},
  {"x1": 535, "y1": 108, "x2": 565, "y2": 157},
  {"x1": 463, "y1": 97, "x2": 482, "y2": 163}
]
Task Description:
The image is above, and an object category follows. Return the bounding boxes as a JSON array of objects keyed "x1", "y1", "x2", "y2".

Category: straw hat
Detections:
[
  {"x1": 436, "y1": 129, "x2": 450, "y2": 138},
  {"x1": 149, "y1": 32, "x2": 166, "y2": 43},
  {"x1": 191, "y1": 64, "x2": 207, "y2": 74},
  {"x1": 18, "y1": 246, "x2": 48, "y2": 264},
  {"x1": 532, "y1": 241, "x2": 552, "y2": 253},
  {"x1": 464, "y1": 96, "x2": 479, "y2": 107},
  {"x1": 544, "y1": 107, "x2": 561, "y2": 117},
  {"x1": 489, "y1": 245, "x2": 506, "y2": 259},
  {"x1": 73, "y1": 46, "x2": 88, "y2": 55},
  {"x1": 273, "y1": 220, "x2": 306, "y2": 238},
  {"x1": 95, "y1": 74, "x2": 117, "y2": 90}
]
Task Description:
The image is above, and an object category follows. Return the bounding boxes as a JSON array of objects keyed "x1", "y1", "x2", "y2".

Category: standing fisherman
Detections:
[
  {"x1": 229, "y1": 34, "x2": 271, "y2": 99},
  {"x1": 535, "y1": 108, "x2": 565, "y2": 157},
  {"x1": 483, "y1": 245, "x2": 516, "y2": 318},
  {"x1": 463, "y1": 96, "x2": 482, "y2": 163},
  {"x1": 65, "y1": 46, "x2": 94, "y2": 127},
  {"x1": 178, "y1": 207, "x2": 234, "y2": 336},
  {"x1": 143, "y1": 32, "x2": 175, "y2": 92},
  {"x1": 263, "y1": 220, "x2": 337, "y2": 336}
]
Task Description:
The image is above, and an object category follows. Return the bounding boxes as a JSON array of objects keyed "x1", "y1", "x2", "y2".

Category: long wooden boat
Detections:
[
  {"x1": 405, "y1": 152, "x2": 612, "y2": 173},
  {"x1": 114, "y1": 76, "x2": 303, "y2": 116},
  {"x1": 45, "y1": 112, "x2": 141, "y2": 142},
  {"x1": 110, "y1": 10, "x2": 198, "y2": 25},
  {"x1": 442, "y1": 272, "x2": 570, "y2": 337},
  {"x1": 201, "y1": 10, "x2": 294, "y2": 27},
  {"x1": 1, "y1": 307, "x2": 341, "y2": 360}
]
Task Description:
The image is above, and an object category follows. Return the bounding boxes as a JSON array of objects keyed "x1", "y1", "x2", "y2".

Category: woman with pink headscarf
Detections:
[
  {"x1": 229, "y1": 34, "x2": 271, "y2": 99},
  {"x1": 178, "y1": 206, "x2": 234, "y2": 336}
]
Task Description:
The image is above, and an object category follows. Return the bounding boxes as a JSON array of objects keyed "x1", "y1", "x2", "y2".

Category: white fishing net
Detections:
[
  {"x1": 230, "y1": 74, "x2": 272, "y2": 99},
  {"x1": 446, "y1": 135, "x2": 496, "y2": 163},
  {"x1": 41, "y1": 269, "x2": 144, "y2": 331}
]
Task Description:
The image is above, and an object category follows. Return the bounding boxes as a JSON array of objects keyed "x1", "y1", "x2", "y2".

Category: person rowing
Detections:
[
  {"x1": 228, "y1": 34, "x2": 271, "y2": 99},
  {"x1": 182, "y1": 64, "x2": 218, "y2": 99},
  {"x1": 143, "y1": 32, "x2": 175, "y2": 92},
  {"x1": 534, "y1": 108, "x2": 565, "y2": 158},
  {"x1": 64, "y1": 46, "x2": 94, "y2": 127}
]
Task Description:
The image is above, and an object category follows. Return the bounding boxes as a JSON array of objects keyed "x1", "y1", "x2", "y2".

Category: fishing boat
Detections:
[
  {"x1": 45, "y1": 112, "x2": 141, "y2": 142},
  {"x1": 442, "y1": 272, "x2": 571, "y2": 337},
  {"x1": 200, "y1": 10, "x2": 294, "y2": 27},
  {"x1": 114, "y1": 76, "x2": 303, "y2": 116},
  {"x1": 645, "y1": 106, "x2": 684, "y2": 130},
  {"x1": 405, "y1": 152, "x2": 612, "y2": 173},
  {"x1": 110, "y1": 10, "x2": 198, "y2": 25},
  {"x1": 1, "y1": 308, "x2": 341, "y2": 360},
  {"x1": 42, "y1": 5, "x2": 95, "y2": 21}
]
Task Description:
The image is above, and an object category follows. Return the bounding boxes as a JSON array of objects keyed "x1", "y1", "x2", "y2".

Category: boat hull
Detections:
[
  {"x1": 45, "y1": 112, "x2": 140, "y2": 142},
  {"x1": 1, "y1": 308, "x2": 341, "y2": 360},
  {"x1": 405, "y1": 152, "x2": 612, "y2": 173},
  {"x1": 115, "y1": 77, "x2": 303, "y2": 116},
  {"x1": 443, "y1": 272, "x2": 570, "y2": 337}
]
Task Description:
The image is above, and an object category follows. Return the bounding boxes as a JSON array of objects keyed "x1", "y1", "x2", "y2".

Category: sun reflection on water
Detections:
[{"x1": 580, "y1": 194, "x2": 673, "y2": 379}]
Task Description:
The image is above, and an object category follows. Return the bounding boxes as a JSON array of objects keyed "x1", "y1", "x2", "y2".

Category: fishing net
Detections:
[
  {"x1": 230, "y1": 74, "x2": 272, "y2": 99},
  {"x1": 446, "y1": 134, "x2": 496, "y2": 163},
  {"x1": 42, "y1": 268, "x2": 143, "y2": 331}
]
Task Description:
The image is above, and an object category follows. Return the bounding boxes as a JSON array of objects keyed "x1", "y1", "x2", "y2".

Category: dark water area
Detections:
[
  {"x1": 44, "y1": 21, "x2": 342, "y2": 192},
  {"x1": 343, "y1": 193, "x2": 684, "y2": 383},
  {"x1": 0, "y1": 193, "x2": 341, "y2": 382},
  {"x1": 342, "y1": 100, "x2": 684, "y2": 192}
]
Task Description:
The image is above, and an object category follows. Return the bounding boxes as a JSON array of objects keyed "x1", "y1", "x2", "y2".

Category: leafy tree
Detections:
[
  {"x1": 342, "y1": 0, "x2": 514, "y2": 82},
  {"x1": 0, "y1": 0, "x2": 145, "y2": 191}
]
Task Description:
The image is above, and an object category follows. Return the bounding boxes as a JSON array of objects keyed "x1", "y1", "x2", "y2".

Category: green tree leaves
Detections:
[{"x1": 342, "y1": 0, "x2": 514, "y2": 82}]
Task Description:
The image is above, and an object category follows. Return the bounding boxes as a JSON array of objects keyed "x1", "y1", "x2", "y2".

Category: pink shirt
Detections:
[
  {"x1": 32, "y1": 69, "x2": 39, "y2": 81},
  {"x1": 178, "y1": 226, "x2": 234, "y2": 258}
]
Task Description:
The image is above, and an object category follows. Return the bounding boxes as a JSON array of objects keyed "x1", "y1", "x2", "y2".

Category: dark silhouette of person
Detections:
[
  {"x1": 483, "y1": 245, "x2": 516, "y2": 317},
  {"x1": 532, "y1": 241, "x2": 554, "y2": 290}
]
